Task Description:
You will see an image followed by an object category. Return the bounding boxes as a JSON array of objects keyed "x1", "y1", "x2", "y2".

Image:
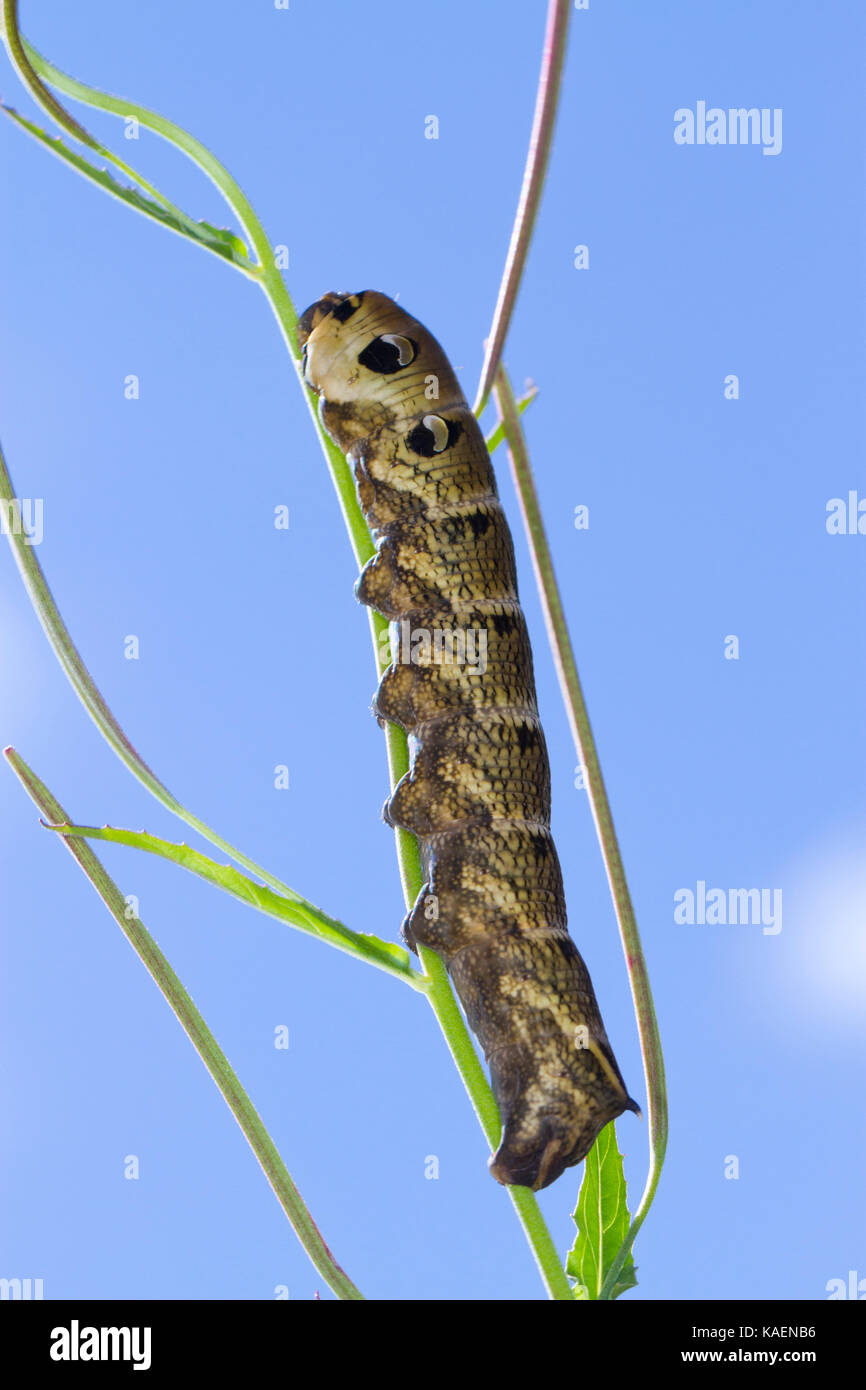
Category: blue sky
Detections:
[{"x1": 1, "y1": 0, "x2": 864, "y2": 1301}]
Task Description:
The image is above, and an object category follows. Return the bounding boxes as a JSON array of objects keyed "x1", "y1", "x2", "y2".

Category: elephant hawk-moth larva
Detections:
[{"x1": 298, "y1": 289, "x2": 638, "y2": 1191}]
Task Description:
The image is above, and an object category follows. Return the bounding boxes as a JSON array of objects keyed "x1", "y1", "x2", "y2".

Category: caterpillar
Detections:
[{"x1": 298, "y1": 290, "x2": 638, "y2": 1191}]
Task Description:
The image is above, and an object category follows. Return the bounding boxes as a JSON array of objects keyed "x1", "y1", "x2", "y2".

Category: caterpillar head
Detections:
[{"x1": 298, "y1": 290, "x2": 464, "y2": 451}]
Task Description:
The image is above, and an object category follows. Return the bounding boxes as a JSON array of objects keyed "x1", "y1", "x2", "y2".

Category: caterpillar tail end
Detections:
[
  {"x1": 486, "y1": 1052, "x2": 641, "y2": 1192},
  {"x1": 488, "y1": 1098, "x2": 640, "y2": 1192}
]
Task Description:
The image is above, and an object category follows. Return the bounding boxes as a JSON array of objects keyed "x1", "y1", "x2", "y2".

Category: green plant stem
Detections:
[
  {"x1": 384, "y1": 811, "x2": 574, "y2": 1301},
  {"x1": 4, "y1": 746, "x2": 364, "y2": 1301},
  {"x1": 473, "y1": 0, "x2": 572, "y2": 415},
  {"x1": 493, "y1": 364, "x2": 668, "y2": 1299},
  {"x1": 3, "y1": 29, "x2": 577, "y2": 1298},
  {"x1": 366, "y1": 654, "x2": 570, "y2": 1295}
]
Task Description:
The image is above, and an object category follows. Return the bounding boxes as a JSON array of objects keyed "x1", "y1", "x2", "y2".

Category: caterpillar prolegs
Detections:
[{"x1": 298, "y1": 290, "x2": 638, "y2": 1191}]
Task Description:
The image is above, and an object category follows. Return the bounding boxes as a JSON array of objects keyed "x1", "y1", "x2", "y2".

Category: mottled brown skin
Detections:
[{"x1": 299, "y1": 290, "x2": 638, "y2": 1190}]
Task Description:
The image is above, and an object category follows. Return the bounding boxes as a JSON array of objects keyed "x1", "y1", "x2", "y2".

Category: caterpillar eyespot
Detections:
[
  {"x1": 406, "y1": 414, "x2": 462, "y2": 456},
  {"x1": 358, "y1": 333, "x2": 418, "y2": 374},
  {"x1": 298, "y1": 288, "x2": 639, "y2": 1191}
]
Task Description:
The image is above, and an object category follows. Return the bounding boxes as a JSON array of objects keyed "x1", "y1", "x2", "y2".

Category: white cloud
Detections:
[{"x1": 778, "y1": 837, "x2": 866, "y2": 1026}]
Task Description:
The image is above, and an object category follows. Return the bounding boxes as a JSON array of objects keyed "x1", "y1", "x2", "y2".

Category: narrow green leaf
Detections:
[
  {"x1": 20, "y1": 38, "x2": 273, "y2": 288},
  {"x1": 43, "y1": 821, "x2": 424, "y2": 990},
  {"x1": 567, "y1": 1122, "x2": 637, "y2": 1300},
  {"x1": 1, "y1": 105, "x2": 254, "y2": 271},
  {"x1": 482, "y1": 383, "x2": 538, "y2": 451}
]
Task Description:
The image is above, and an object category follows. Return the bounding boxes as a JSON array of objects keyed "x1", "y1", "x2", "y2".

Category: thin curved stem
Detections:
[
  {"x1": 4, "y1": 747, "x2": 364, "y2": 1301},
  {"x1": 473, "y1": 0, "x2": 571, "y2": 415},
  {"x1": 3, "y1": 0, "x2": 95, "y2": 147},
  {"x1": 493, "y1": 364, "x2": 668, "y2": 1298}
]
